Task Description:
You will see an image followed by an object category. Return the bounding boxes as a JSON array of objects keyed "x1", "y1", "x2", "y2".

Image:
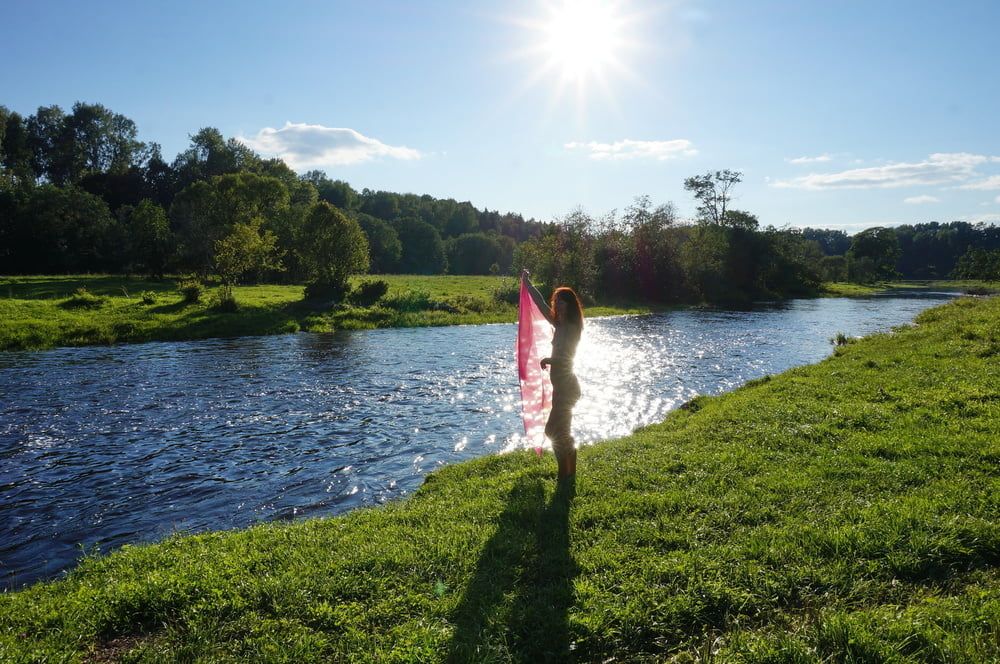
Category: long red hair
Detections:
[{"x1": 550, "y1": 287, "x2": 583, "y2": 327}]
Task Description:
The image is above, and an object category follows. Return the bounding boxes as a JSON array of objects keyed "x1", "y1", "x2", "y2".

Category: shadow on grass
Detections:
[{"x1": 447, "y1": 476, "x2": 577, "y2": 663}]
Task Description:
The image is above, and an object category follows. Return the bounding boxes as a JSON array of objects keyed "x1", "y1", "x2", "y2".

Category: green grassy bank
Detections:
[
  {"x1": 2, "y1": 296, "x2": 998, "y2": 662},
  {"x1": 0, "y1": 275, "x2": 648, "y2": 352}
]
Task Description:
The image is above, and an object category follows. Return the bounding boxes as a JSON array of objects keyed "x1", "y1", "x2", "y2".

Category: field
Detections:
[
  {"x1": 0, "y1": 275, "x2": 648, "y2": 352},
  {"x1": 1, "y1": 294, "x2": 998, "y2": 661}
]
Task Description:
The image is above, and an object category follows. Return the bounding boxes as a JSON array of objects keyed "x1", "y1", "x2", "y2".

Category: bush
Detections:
[
  {"x1": 178, "y1": 279, "x2": 203, "y2": 304},
  {"x1": 213, "y1": 292, "x2": 239, "y2": 312},
  {"x1": 492, "y1": 279, "x2": 520, "y2": 305},
  {"x1": 60, "y1": 287, "x2": 105, "y2": 309},
  {"x1": 448, "y1": 295, "x2": 490, "y2": 313},
  {"x1": 140, "y1": 291, "x2": 157, "y2": 305},
  {"x1": 349, "y1": 280, "x2": 390, "y2": 307},
  {"x1": 383, "y1": 290, "x2": 434, "y2": 312},
  {"x1": 304, "y1": 280, "x2": 350, "y2": 303}
]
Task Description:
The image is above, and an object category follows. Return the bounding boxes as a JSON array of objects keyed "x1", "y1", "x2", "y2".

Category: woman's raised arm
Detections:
[{"x1": 520, "y1": 270, "x2": 555, "y2": 325}]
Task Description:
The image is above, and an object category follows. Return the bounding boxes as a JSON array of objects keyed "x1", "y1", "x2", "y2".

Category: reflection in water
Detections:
[{"x1": 0, "y1": 294, "x2": 953, "y2": 587}]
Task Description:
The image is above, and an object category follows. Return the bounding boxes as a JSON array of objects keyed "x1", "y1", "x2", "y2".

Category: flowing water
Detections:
[{"x1": 0, "y1": 292, "x2": 957, "y2": 588}]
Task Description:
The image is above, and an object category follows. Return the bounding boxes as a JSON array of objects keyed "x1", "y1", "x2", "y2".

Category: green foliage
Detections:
[
  {"x1": 213, "y1": 219, "x2": 284, "y2": 302},
  {"x1": 354, "y1": 212, "x2": 402, "y2": 273},
  {"x1": 383, "y1": 289, "x2": 435, "y2": 312},
  {"x1": 140, "y1": 290, "x2": 156, "y2": 305},
  {"x1": 121, "y1": 199, "x2": 172, "y2": 276},
  {"x1": 848, "y1": 226, "x2": 901, "y2": 282},
  {"x1": 177, "y1": 278, "x2": 203, "y2": 304},
  {"x1": 394, "y1": 217, "x2": 447, "y2": 274},
  {"x1": 492, "y1": 278, "x2": 520, "y2": 305},
  {"x1": 348, "y1": 279, "x2": 389, "y2": 307},
  {"x1": 300, "y1": 202, "x2": 369, "y2": 300},
  {"x1": 684, "y1": 169, "x2": 743, "y2": 226},
  {"x1": 445, "y1": 232, "x2": 503, "y2": 274},
  {"x1": 953, "y1": 247, "x2": 1000, "y2": 280},
  {"x1": 7, "y1": 184, "x2": 115, "y2": 273},
  {"x1": 59, "y1": 287, "x2": 105, "y2": 309},
  {"x1": 3, "y1": 297, "x2": 1000, "y2": 661}
]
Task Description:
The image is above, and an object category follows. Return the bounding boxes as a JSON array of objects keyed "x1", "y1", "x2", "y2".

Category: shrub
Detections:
[
  {"x1": 140, "y1": 291, "x2": 157, "y2": 305},
  {"x1": 492, "y1": 279, "x2": 520, "y2": 305},
  {"x1": 60, "y1": 287, "x2": 105, "y2": 309},
  {"x1": 349, "y1": 280, "x2": 390, "y2": 307},
  {"x1": 304, "y1": 280, "x2": 350, "y2": 303},
  {"x1": 178, "y1": 279, "x2": 203, "y2": 304},
  {"x1": 213, "y1": 292, "x2": 239, "y2": 312},
  {"x1": 383, "y1": 290, "x2": 434, "y2": 312},
  {"x1": 448, "y1": 295, "x2": 490, "y2": 313}
]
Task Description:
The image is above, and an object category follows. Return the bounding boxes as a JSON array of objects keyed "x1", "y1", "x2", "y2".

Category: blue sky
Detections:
[{"x1": 3, "y1": 0, "x2": 999, "y2": 231}]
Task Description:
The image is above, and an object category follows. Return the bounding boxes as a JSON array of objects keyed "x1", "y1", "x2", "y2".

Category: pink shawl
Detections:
[{"x1": 517, "y1": 280, "x2": 553, "y2": 452}]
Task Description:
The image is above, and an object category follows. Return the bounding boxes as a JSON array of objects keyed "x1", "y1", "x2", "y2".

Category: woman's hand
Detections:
[{"x1": 540, "y1": 357, "x2": 551, "y2": 369}]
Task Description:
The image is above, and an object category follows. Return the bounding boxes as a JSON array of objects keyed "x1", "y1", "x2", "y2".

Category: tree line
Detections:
[
  {"x1": 0, "y1": 102, "x2": 542, "y2": 290},
  {"x1": 2, "y1": 101, "x2": 998, "y2": 303}
]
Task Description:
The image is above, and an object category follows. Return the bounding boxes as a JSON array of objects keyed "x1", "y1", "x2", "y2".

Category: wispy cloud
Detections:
[
  {"x1": 958, "y1": 175, "x2": 1000, "y2": 191},
  {"x1": 786, "y1": 154, "x2": 832, "y2": 164},
  {"x1": 238, "y1": 122, "x2": 421, "y2": 169},
  {"x1": 565, "y1": 139, "x2": 697, "y2": 161},
  {"x1": 772, "y1": 153, "x2": 998, "y2": 190},
  {"x1": 995, "y1": 195, "x2": 1000, "y2": 204},
  {"x1": 903, "y1": 195, "x2": 941, "y2": 205}
]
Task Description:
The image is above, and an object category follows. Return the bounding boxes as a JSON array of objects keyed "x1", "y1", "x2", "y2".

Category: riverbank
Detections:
[
  {"x1": 5, "y1": 275, "x2": 987, "y2": 353},
  {"x1": 2, "y1": 295, "x2": 997, "y2": 661},
  {"x1": 0, "y1": 275, "x2": 651, "y2": 352}
]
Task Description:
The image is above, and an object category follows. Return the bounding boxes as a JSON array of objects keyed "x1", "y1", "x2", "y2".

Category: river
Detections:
[{"x1": 0, "y1": 291, "x2": 957, "y2": 588}]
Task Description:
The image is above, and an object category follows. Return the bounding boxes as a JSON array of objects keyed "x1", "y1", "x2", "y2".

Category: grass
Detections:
[
  {"x1": 0, "y1": 275, "x2": 648, "y2": 352},
  {"x1": 1, "y1": 295, "x2": 998, "y2": 661},
  {"x1": 819, "y1": 281, "x2": 888, "y2": 297}
]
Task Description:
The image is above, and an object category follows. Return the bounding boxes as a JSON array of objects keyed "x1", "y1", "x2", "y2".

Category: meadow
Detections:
[
  {"x1": 1, "y1": 294, "x2": 997, "y2": 661},
  {"x1": 0, "y1": 275, "x2": 648, "y2": 352}
]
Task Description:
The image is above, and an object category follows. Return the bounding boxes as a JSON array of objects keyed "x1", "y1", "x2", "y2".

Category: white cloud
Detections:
[
  {"x1": 772, "y1": 152, "x2": 997, "y2": 190},
  {"x1": 564, "y1": 139, "x2": 697, "y2": 161},
  {"x1": 958, "y1": 175, "x2": 1000, "y2": 191},
  {"x1": 238, "y1": 122, "x2": 421, "y2": 169},
  {"x1": 903, "y1": 195, "x2": 941, "y2": 205},
  {"x1": 968, "y1": 213, "x2": 1000, "y2": 224},
  {"x1": 995, "y1": 195, "x2": 1000, "y2": 204},
  {"x1": 786, "y1": 154, "x2": 832, "y2": 164}
]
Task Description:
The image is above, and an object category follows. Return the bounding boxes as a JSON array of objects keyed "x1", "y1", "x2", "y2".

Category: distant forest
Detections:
[{"x1": 1, "y1": 102, "x2": 998, "y2": 304}]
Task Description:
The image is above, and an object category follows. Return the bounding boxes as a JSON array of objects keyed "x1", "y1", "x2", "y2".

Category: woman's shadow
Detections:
[{"x1": 447, "y1": 476, "x2": 577, "y2": 662}]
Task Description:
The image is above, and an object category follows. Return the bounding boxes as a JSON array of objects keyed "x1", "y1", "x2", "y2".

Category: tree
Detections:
[
  {"x1": 26, "y1": 105, "x2": 69, "y2": 184},
  {"x1": 214, "y1": 219, "x2": 283, "y2": 304},
  {"x1": 122, "y1": 200, "x2": 172, "y2": 277},
  {"x1": 722, "y1": 209, "x2": 759, "y2": 231},
  {"x1": 170, "y1": 172, "x2": 290, "y2": 275},
  {"x1": 355, "y1": 213, "x2": 402, "y2": 273},
  {"x1": 847, "y1": 227, "x2": 900, "y2": 282},
  {"x1": 394, "y1": 217, "x2": 447, "y2": 274},
  {"x1": 300, "y1": 202, "x2": 369, "y2": 299},
  {"x1": 9, "y1": 185, "x2": 115, "y2": 273},
  {"x1": 683, "y1": 169, "x2": 743, "y2": 226},
  {"x1": 303, "y1": 171, "x2": 359, "y2": 210},
  {"x1": 446, "y1": 233, "x2": 503, "y2": 274}
]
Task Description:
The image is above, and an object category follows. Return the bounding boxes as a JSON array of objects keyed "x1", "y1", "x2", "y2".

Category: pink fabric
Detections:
[{"x1": 517, "y1": 280, "x2": 553, "y2": 453}]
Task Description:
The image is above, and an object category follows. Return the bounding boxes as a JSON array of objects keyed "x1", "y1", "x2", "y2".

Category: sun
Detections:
[{"x1": 541, "y1": 0, "x2": 625, "y2": 82}]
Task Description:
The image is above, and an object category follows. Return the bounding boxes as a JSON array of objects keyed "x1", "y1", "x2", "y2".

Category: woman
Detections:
[{"x1": 521, "y1": 270, "x2": 583, "y2": 479}]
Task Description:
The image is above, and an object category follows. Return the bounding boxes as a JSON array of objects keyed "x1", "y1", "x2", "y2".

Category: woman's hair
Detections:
[{"x1": 550, "y1": 287, "x2": 583, "y2": 327}]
